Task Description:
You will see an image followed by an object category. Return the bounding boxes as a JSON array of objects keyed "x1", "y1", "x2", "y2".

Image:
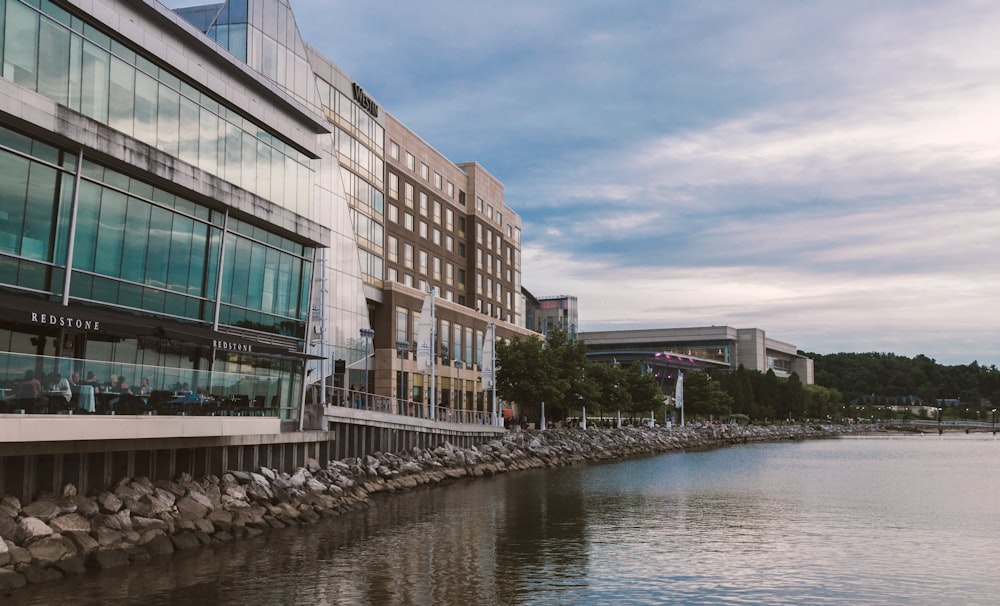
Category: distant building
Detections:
[
  {"x1": 524, "y1": 292, "x2": 578, "y2": 338},
  {"x1": 579, "y1": 326, "x2": 814, "y2": 384}
]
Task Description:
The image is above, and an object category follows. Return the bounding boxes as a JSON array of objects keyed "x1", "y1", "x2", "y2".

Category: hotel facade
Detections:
[{"x1": 0, "y1": 0, "x2": 528, "y2": 426}]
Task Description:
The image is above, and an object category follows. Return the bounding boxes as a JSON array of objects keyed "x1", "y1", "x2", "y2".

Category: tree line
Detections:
[{"x1": 494, "y1": 330, "x2": 1000, "y2": 424}]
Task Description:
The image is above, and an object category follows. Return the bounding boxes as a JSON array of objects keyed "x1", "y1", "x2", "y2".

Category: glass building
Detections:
[{"x1": 0, "y1": 0, "x2": 372, "y2": 419}]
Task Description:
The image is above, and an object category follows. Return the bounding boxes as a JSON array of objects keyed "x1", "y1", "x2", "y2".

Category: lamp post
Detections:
[
  {"x1": 360, "y1": 328, "x2": 375, "y2": 406},
  {"x1": 992, "y1": 408, "x2": 997, "y2": 435}
]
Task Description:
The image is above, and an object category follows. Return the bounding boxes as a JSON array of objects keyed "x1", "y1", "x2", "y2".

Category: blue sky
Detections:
[{"x1": 229, "y1": 1, "x2": 1000, "y2": 366}]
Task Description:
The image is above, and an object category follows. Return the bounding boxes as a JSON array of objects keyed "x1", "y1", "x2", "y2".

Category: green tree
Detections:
[
  {"x1": 683, "y1": 371, "x2": 733, "y2": 419},
  {"x1": 496, "y1": 327, "x2": 591, "y2": 422}
]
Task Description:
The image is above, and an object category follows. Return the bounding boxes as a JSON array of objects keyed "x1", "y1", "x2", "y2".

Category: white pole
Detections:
[
  {"x1": 582, "y1": 406, "x2": 587, "y2": 430},
  {"x1": 616, "y1": 410, "x2": 621, "y2": 428},
  {"x1": 429, "y1": 289, "x2": 436, "y2": 421},
  {"x1": 491, "y1": 323, "x2": 498, "y2": 426},
  {"x1": 540, "y1": 401, "x2": 545, "y2": 431}
]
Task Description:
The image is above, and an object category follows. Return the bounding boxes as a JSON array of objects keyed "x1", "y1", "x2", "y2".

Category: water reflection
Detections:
[{"x1": 8, "y1": 435, "x2": 1000, "y2": 605}]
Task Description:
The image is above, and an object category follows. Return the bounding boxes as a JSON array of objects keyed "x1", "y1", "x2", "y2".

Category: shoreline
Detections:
[{"x1": 0, "y1": 423, "x2": 869, "y2": 593}]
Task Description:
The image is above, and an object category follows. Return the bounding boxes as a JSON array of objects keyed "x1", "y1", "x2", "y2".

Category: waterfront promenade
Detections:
[{"x1": 0, "y1": 424, "x2": 868, "y2": 592}]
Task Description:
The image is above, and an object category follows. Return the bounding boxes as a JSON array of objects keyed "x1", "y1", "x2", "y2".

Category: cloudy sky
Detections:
[{"x1": 291, "y1": 0, "x2": 1000, "y2": 366}]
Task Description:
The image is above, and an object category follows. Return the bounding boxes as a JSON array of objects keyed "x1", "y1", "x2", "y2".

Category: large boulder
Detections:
[
  {"x1": 17, "y1": 517, "x2": 55, "y2": 545},
  {"x1": 49, "y1": 513, "x2": 92, "y2": 534},
  {"x1": 27, "y1": 534, "x2": 75, "y2": 567}
]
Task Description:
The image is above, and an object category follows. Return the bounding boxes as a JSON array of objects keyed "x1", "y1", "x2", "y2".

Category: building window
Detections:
[
  {"x1": 404, "y1": 212, "x2": 413, "y2": 231},
  {"x1": 419, "y1": 192, "x2": 428, "y2": 216},
  {"x1": 433, "y1": 172, "x2": 442, "y2": 189},
  {"x1": 476, "y1": 196, "x2": 484, "y2": 212},
  {"x1": 388, "y1": 172, "x2": 398, "y2": 199},
  {"x1": 387, "y1": 203, "x2": 398, "y2": 223},
  {"x1": 418, "y1": 250, "x2": 428, "y2": 275},
  {"x1": 389, "y1": 140, "x2": 399, "y2": 160},
  {"x1": 403, "y1": 243, "x2": 413, "y2": 269},
  {"x1": 404, "y1": 182, "x2": 414, "y2": 208},
  {"x1": 419, "y1": 221, "x2": 428, "y2": 239},
  {"x1": 432, "y1": 228, "x2": 441, "y2": 246},
  {"x1": 387, "y1": 236, "x2": 398, "y2": 262},
  {"x1": 447, "y1": 181, "x2": 454, "y2": 197},
  {"x1": 445, "y1": 208, "x2": 454, "y2": 231},
  {"x1": 405, "y1": 152, "x2": 414, "y2": 170},
  {"x1": 445, "y1": 235, "x2": 453, "y2": 252},
  {"x1": 420, "y1": 162, "x2": 429, "y2": 180},
  {"x1": 433, "y1": 200, "x2": 441, "y2": 224}
]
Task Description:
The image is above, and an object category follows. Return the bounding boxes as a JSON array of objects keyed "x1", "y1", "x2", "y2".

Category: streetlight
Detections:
[
  {"x1": 992, "y1": 408, "x2": 997, "y2": 435},
  {"x1": 360, "y1": 328, "x2": 375, "y2": 406}
]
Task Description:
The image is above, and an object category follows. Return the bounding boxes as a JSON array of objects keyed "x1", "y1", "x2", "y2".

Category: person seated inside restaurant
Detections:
[
  {"x1": 83, "y1": 371, "x2": 101, "y2": 392},
  {"x1": 76, "y1": 371, "x2": 98, "y2": 413},
  {"x1": 14, "y1": 369, "x2": 47, "y2": 412},
  {"x1": 116, "y1": 375, "x2": 133, "y2": 395},
  {"x1": 138, "y1": 377, "x2": 151, "y2": 396},
  {"x1": 49, "y1": 372, "x2": 72, "y2": 404}
]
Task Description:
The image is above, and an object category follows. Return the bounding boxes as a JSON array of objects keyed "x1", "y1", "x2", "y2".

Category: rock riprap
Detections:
[{"x1": 0, "y1": 424, "x2": 865, "y2": 592}]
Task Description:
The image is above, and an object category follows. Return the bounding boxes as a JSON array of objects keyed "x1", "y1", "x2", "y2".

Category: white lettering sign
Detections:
[
  {"x1": 213, "y1": 339, "x2": 253, "y2": 353},
  {"x1": 30, "y1": 312, "x2": 101, "y2": 331}
]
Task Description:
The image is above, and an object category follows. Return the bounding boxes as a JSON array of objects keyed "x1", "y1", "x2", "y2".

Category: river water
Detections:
[{"x1": 8, "y1": 433, "x2": 1000, "y2": 605}]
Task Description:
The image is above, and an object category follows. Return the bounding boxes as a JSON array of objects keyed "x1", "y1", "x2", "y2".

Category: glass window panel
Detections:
[
  {"x1": 80, "y1": 40, "x2": 109, "y2": 122},
  {"x1": 225, "y1": 121, "x2": 241, "y2": 184},
  {"x1": 246, "y1": 241, "x2": 265, "y2": 310},
  {"x1": 3, "y1": 1, "x2": 39, "y2": 88},
  {"x1": 108, "y1": 56, "x2": 135, "y2": 135},
  {"x1": 21, "y1": 161, "x2": 57, "y2": 261},
  {"x1": 187, "y1": 222, "x2": 210, "y2": 297},
  {"x1": 67, "y1": 34, "x2": 81, "y2": 110},
  {"x1": 133, "y1": 69, "x2": 157, "y2": 145},
  {"x1": 145, "y1": 205, "x2": 172, "y2": 288},
  {"x1": 120, "y1": 195, "x2": 150, "y2": 282},
  {"x1": 255, "y1": 138, "x2": 271, "y2": 199},
  {"x1": 241, "y1": 131, "x2": 255, "y2": 193},
  {"x1": 198, "y1": 109, "x2": 218, "y2": 175},
  {"x1": 0, "y1": 151, "x2": 29, "y2": 253},
  {"x1": 94, "y1": 187, "x2": 126, "y2": 275},
  {"x1": 37, "y1": 16, "x2": 70, "y2": 105},
  {"x1": 71, "y1": 180, "x2": 100, "y2": 271},
  {"x1": 156, "y1": 83, "x2": 180, "y2": 156},
  {"x1": 166, "y1": 214, "x2": 193, "y2": 293},
  {"x1": 178, "y1": 95, "x2": 200, "y2": 166},
  {"x1": 227, "y1": 237, "x2": 252, "y2": 307}
]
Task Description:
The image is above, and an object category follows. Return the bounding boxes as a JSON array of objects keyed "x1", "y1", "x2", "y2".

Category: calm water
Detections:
[{"x1": 8, "y1": 433, "x2": 1000, "y2": 605}]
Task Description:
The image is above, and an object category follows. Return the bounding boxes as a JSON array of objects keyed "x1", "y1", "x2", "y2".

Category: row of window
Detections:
[
  {"x1": 0, "y1": 125, "x2": 312, "y2": 338},
  {"x1": 395, "y1": 306, "x2": 481, "y2": 366},
  {"x1": 388, "y1": 141, "x2": 456, "y2": 200},
  {"x1": 0, "y1": 0, "x2": 316, "y2": 219}
]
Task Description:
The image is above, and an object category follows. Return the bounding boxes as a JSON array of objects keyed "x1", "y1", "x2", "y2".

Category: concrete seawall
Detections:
[{"x1": 0, "y1": 424, "x2": 865, "y2": 592}]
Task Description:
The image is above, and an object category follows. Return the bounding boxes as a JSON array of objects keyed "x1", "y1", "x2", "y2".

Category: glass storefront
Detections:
[{"x1": 0, "y1": 124, "x2": 313, "y2": 417}]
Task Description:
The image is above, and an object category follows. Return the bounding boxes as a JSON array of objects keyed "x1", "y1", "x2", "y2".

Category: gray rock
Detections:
[
  {"x1": 86, "y1": 548, "x2": 129, "y2": 570},
  {"x1": 170, "y1": 531, "x2": 201, "y2": 551},
  {"x1": 63, "y1": 531, "x2": 100, "y2": 557},
  {"x1": 17, "y1": 517, "x2": 55, "y2": 545},
  {"x1": 175, "y1": 495, "x2": 210, "y2": 520},
  {"x1": 22, "y1": 500, "x2": 73, "y2": 523},
  {"x1": 20, "y1": 563, "x2": 63, "y2": 584},
  {"x1": 0, "y1": 567, "x2": 27, "y2": 591},
  {"x1": 50, "y1": 512, "x2": 91, "y2": 534},
  {"x1": 0, "y1": 495, "x2": 22, "y2": 518},
  {"x1": 96, "y1": 491, "x2": 123, "y2": 514}
]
